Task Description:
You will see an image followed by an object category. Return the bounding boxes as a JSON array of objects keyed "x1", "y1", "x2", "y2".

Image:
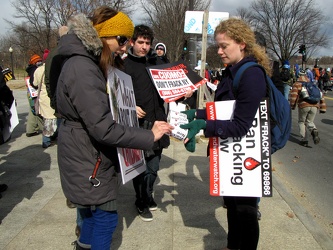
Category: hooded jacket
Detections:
[
  {"x1": 124, "y1": 47, "x2": 170, "y2": 150},
  {"x1": 56, "y1": 14, "x2": 154, "y2": 207}
]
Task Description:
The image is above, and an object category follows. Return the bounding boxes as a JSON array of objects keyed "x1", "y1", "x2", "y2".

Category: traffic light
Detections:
[
  {"x1": 302, "y1": 54, "x2": 307, "y2": 62},
  {"x1": 183, "y1": 40, "x2": 188, "y2": 51},
  {"x1": 298, "y1": 44, "x2": 306, "y2": 54}
]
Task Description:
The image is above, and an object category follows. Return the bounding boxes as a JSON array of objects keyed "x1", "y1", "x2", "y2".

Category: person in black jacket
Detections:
[
  {"x1": 124, "y1": 25, "x2": 170, "y2": 222},
  {"x1": 155, "y1": 42, "x2": 169, "y2": 63},
  {"x1": 0, "y1": 67, "x2": 14, "y2": 200},
  {"x1": 25, "y1": 55, "x2": 44, "y2": 137}
]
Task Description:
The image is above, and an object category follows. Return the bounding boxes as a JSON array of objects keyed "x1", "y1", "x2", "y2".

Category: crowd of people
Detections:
[{"x1": 1, "y1": 6, "x2": 331, "y2": 249}]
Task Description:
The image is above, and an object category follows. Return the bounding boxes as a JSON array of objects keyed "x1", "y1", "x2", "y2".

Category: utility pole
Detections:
[
  {"x1": 198, "y1": 10, "x2": 209, "y2": 108},
  {"x1": 188, "y1": 0, "x2": 196, "y2": 71}
]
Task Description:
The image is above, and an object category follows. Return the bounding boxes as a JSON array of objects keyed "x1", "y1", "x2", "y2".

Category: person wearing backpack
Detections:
[
  {"x1": 289, "y1": 70, "x2": 326, "y2": 147},
  {"x1": 280, "y1": 64, "x2": 293, "y2": 100},
  {"x1": 180, "y1": 18, "x2": 272, "y2": 250}
]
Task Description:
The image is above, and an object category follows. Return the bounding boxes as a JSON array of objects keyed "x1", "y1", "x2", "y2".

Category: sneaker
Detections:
[
  {"x1": 149, "y1": 199, "x2": 158, "y2": 211},
  {"x1": 299, "y1": 140, "x2": 308, "y2": 147},
  {"x1": 137, "y1": 206, "x2": 153, "y2": 222},
  {"x1": 311, "y1": 129, "x2": 320, "y2": 145}
]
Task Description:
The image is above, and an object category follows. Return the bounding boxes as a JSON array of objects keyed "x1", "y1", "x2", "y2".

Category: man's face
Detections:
[
  {"x1": 156, "y1": 48, "x2": 165, "y2": 56},
  {"x1": 131, "y1": 36, "x2": 151, "y2": 57}
]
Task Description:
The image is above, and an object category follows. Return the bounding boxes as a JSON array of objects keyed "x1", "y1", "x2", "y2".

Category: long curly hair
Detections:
[{"x1": 214, "y1": 18, "x2": 271, "y2": 76}]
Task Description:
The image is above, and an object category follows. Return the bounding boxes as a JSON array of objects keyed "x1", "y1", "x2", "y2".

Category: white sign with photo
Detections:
[{"x1": 107, "y1": 68, "x2": 146, "y2": 184}]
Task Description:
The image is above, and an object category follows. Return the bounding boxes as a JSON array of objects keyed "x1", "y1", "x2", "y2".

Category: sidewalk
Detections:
[{"x1": 0, "y1": 90, "x2": 325, "y2": 249}]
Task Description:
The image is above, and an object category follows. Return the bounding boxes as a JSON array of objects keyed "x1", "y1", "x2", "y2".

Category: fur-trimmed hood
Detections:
[{"x1": 58, "y1": 14, "x2": 103, "y2": 59}]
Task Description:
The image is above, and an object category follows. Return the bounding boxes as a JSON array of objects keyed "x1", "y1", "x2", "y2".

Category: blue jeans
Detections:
[
  {"x1": 283, "y1": 83, "x2": 291, "y2": 100},
  {"x1": 78, "y1": 207, "x2": 118, "y2": 249},
  {"x1": 42, "y1": 135, "x2": 51, "y2": 146}
]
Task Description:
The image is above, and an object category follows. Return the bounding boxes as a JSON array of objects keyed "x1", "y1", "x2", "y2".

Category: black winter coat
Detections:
[
  {"x1": 124, "y1": 48, "x2": 170, "y2": 150},
  {"x1": 56, "y1": 14, "x2": 155, "y2": 206}
]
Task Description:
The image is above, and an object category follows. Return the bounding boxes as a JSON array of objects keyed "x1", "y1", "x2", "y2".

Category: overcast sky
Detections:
[{"x1": 1, "y1": 0, "x2": 332, "y2": 56}]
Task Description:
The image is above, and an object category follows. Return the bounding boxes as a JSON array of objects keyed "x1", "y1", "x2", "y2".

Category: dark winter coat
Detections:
[
  {"x1": 197, "y1": 57, "x2": 266, "y2": 138},
  {"x1": 56, "y1": 14, "x2": 154, "y2": 207},
  {"x1": 124, "y1": 48, "x2": 170, "y2": 150}
]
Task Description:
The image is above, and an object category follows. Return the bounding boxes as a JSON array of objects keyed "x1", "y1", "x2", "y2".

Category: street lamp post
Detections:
[{"x1": 9, "y1": 47, "x2": 15, "y2": 79}]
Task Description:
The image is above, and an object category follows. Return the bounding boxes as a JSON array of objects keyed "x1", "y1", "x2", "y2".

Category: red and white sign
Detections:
[
  {"x1": 107, "y1": 68, "x2": 146, "y2": 184},
  {"x1": 207, "y1": 99, "x2": 272, "y2": 197},
  {"x1": 147, "y1": 61, "x2": 207, "y2": 103}
]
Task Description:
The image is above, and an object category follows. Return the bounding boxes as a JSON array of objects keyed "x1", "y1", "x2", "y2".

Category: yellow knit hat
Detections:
[{"x1": 93, "y1": 12, "x2": 134, "y2": 38}]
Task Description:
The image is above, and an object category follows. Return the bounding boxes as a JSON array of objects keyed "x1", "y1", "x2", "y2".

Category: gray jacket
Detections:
[{"x1": 57, "y1": 14, "x2": 154, "y2": 206}]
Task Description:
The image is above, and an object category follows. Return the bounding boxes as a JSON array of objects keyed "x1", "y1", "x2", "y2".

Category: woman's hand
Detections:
[{"x1": 151, "y1": 121, "x2": 174, "y2": 142}]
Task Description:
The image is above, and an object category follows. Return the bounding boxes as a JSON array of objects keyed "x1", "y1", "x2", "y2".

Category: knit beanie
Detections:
[
  {"x1": 29, "y1": 54, "x2": 42, "y2": 65},
  {"x1": 43, "y1": 49, "x2": 50, "y2": 61},
  {"x1": 155, "y1": 43, "x2": 167, "y2": 54},
  {"x1": 93, "y1": 12, "x2": 134, "y2": 38}
]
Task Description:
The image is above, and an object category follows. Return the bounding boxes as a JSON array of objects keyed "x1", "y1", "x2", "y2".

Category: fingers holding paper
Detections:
[{"x1": 152, "y1": 121, "x2": 174, "y2": 142}]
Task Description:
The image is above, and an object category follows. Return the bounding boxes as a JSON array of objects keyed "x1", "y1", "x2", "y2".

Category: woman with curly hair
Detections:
[{"x1": 181, "y1": 18, "x2": 271, "y2": 249}]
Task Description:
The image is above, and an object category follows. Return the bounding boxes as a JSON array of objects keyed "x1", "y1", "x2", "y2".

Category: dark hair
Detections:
[
  {"x1": 91, "y1": 6, "x2": 119, "y2": 77},
  {"x1": 132, "y1": 25, "x2": 154, "y2": 43}
]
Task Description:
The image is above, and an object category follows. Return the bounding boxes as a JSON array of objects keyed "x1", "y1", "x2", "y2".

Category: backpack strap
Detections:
[
  {"x1": 233, "y1": 61, "x2": 258, "y2": 90},
  {"x1": 233, "y1": 61, "x2": 268, "y2": 95}
]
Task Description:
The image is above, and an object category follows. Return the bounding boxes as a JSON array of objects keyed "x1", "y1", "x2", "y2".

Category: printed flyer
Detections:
[
  {"x1": 107, "y1": 67, "x2": 146, "y2": 184},
  {"x1": 207, "y1": 99, "x2": 272, "y2": 197},
  {"x1": 147, "y1": 60, "x2": 207, "y2": 103}
]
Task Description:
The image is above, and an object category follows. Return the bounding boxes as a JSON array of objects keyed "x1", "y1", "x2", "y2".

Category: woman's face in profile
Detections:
[
  {"x1": 215, "y1": 32, "x2": 245, "y2": 66},
  {"x1": 105, "y1": 37, "x2": 127, "y2": 56}
]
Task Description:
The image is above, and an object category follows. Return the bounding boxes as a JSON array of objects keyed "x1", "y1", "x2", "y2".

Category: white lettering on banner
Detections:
[
  {"x1": 260, "y1": 99, "x2": 272, "y2": 196},
  {"x1": 212, "y1": 137, "x2": 219, "y2": 194},
  {"x1": 158, "y1": 71, "x2": 186, "y2": 79}
]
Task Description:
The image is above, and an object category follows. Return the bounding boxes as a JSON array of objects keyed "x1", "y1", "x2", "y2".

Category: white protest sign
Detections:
[
  {"x1": 107, "y1": 68, "x2": 146, "y2": 184},
  {"x1": 207, "y1": 99, "x2": 272, "y2": 197}
]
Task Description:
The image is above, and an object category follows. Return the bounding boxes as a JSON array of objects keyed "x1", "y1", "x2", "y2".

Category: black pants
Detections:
[
  {"x1": 224, "y1": 196, "x2": 259, "y2": 250},
  {"x1": 133, "y1": 149, "x2": 162, "y2": 208}
]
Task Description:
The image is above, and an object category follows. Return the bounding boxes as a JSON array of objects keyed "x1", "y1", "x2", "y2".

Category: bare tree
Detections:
[
  {"x1": 3, "y1": 0, "x2": 134, "y2": 64},
  {"x1": 140, "y1": 0, "x2": 211, "y2": 62},
  {"x1": 237, "y1": 0, "x2": 329, "y2": 64}
]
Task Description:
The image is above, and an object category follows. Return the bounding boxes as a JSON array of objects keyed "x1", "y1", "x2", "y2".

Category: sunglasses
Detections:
[{"x1": 116, "y1": 36, "x2": 129, "y2": 46}]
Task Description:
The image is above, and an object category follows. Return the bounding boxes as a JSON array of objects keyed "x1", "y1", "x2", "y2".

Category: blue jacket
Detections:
[{"x1": 198, "y1": 57, "x2": 266, "y2": 138}]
